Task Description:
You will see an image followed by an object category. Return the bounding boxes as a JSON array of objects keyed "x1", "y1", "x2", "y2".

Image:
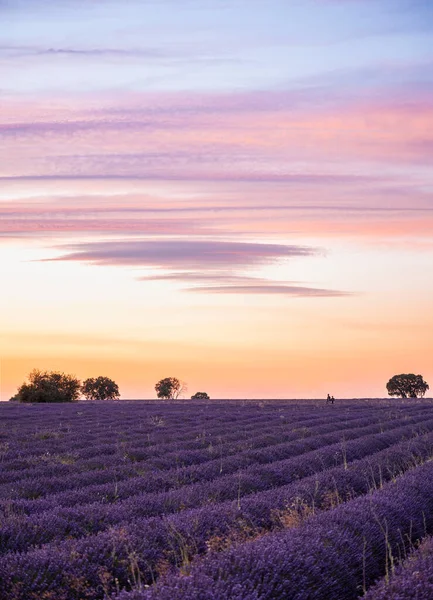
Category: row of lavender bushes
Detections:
[
  {"x1": 0, "y1": 410, "x2": 379, "y2": 500},
  {"x1": 1, "y1": 405, "x2": 375, "y2": 486},
  {"x1": 1, "y1": 411, "x2": 406, "y2": 520},
  {"x1": 2, "y1": 424, "x2": 433, "y2": 598},
  {"x1": 115, "y1": 457, "x2": 433, "y2": 600},
  {"x1": 364, "y1": 535, "x2": 433, "y2": 600},
  {"x1": 1, "y1": 416, "x2": 431, "y2": 555}
]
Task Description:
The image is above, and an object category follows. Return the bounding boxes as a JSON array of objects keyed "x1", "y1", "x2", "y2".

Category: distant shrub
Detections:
[
  {"x1": 191, "y1": 392, "x2": 210, "y2": 400},
  {"x1": 386, "y1": 373, "x2": 429, "y2": 398},
  {"x1": 11, "y1": 369, "x2": 81, "y2": 403},
  {"x1": 155, "y1": 377, "x2": 187, "y2": 399},
  {"x1": 81, "y1": 376, "x2": 120, "y2": 401}
]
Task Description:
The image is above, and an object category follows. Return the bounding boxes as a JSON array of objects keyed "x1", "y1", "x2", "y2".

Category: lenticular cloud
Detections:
[{"x1": 49, "y1": 239, "x2": 318, "y2": 268}]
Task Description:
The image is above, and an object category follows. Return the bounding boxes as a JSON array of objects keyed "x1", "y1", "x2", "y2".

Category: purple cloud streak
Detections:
[
  {"x1": 48, "y1": 239, "x2": 318, "y2": 268},
  {"x1": 188, "y1": 284, "x2": 352, "y2": 296},
  {"x1": 45, "y1": 239, "x2": 353, "y2": 297}
]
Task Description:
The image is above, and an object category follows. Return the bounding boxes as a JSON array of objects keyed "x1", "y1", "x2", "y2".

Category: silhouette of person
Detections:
[{"x1": 326, "y1": 394, "x2": 331, "y2": 404}]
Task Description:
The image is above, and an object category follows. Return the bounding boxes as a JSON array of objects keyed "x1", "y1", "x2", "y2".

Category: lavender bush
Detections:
[
  {"x1": 1, "y1": 400, "x2": 433, "y2": 600},
  {"x1": 364, "y1": 535, "x2": 433, "y2": 600}
]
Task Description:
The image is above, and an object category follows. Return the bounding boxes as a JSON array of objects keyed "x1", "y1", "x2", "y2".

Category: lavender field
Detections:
[{"x1": 1, "y1": 399, "x2": 433, "y2": 600}]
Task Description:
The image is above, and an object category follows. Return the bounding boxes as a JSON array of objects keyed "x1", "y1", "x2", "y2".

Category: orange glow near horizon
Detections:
[{"x1": 2, "y1": 245, "x2": 433, "y2": 401}]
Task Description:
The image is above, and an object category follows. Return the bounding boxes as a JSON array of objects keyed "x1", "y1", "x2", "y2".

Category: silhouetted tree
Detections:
[
  {"x1": 11, "y1": 369, "x2": 81, "y2": 403},
  {"x1": 155, "y1": 377, "x2": 186, "y2": 399},
  {"x1": 386, "y1": 373, "x2": 429, "y2": 398},
  {"x1": 191, "y1": 392, "x2": 210, "y2": 400},
  {"x1": 81, "y1": 376, "x2": 120, "y2": 401}
]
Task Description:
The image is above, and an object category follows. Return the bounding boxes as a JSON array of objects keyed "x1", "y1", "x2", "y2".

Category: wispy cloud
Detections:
[
  {"x1": 48, "y1": 239, "x2": 318, "y2": 268},
  {"x1": 140, "y1": 272, "x2": 264, "y2": 283},
  {"x1": 45, "y1": 239, "x2": 354, "y2": 297},
  {"x1": 139, "y1": 270, "x2": 352, "y2": 296},
  {"x1": 0, "y1": 172, "x2": 387, "y2": 184},
  {"x1": 2, "y1": 78, "x2": 432, "y2": 191},
  {"x1": 189, "y1": 284, "x2": 352, "y2": 296},
  {"x1": 0, "y1": 218, "x2": 209, "y2": 237},
  {"x1": 0, "y1": 44, "x2": 239, "y2": 69},
  {"x1": 0, "y1": 44, "x2": 166, "y2": 59},
  {"x1": 2, "y1": 188, "x2": 432, "y2": 244}
]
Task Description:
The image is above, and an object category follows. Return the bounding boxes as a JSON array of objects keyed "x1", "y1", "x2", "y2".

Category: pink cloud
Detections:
[
  {"x1": 2, "y1": 86, "x2": 432, "y2": 250},
  {"x1": 48, "y1": 239, "x2": 318, "y2": 268},
  {"x1": 1, "y1": 180, "x2": 432, "y2": 243},
  {"x1": 0, "y1": 217, "x2": 210, "y2": 236},
  {"x1": 189, "y1": 284, "x2": 352, "y2": 296},
  {"x1": 44, "y1": 238, "x2": 353, "y2": 297},
  {"x1": 1, "y1": 87, "x2": 432, "y2": 185}
]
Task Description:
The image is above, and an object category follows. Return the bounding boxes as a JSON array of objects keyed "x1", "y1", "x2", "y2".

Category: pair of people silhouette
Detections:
[{"x1": 326, "y1": 394, "x2": 335, "y2": 404}]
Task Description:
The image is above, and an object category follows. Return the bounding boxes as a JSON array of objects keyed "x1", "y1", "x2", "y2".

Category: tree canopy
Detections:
[
  {"x1": 155, "y1": 377, "x2": 186, "y2": 399},
  {"x1": 81, "y1": 376, "x2": 120, "y2": 401},
  {"x1": 386, "y1": 373, "x2": 429, "y2": 398},
  {"x1": 11, "y1": 369, "x2": 81, "y2": 403},
  {"x1": 191, "y1": 392, "x2": 210, "y2": 400}
]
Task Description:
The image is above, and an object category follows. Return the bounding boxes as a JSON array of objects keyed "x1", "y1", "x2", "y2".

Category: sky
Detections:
[{"x1": 1, "y1": 0, "x2": 432, "y2": 400}]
